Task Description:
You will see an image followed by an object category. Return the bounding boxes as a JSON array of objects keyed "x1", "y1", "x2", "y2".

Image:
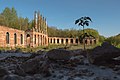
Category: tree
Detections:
[
  {"x1": 0, "y1": 14, "x2": 6, "y2": 26},
  {"x1": 105, "y1": 34, "x2": 120, "y2": 47},
  {"x1": 1, "y1": 7, "x2": 18, "y2": 28},
  {"x1": 99, "y1": 35, "x2": 106, "y2": 43},
  {"x1": 0, "y1": 7, "x2": 32, "y2": 31},
  {"x1": 75, "y1": 16, "x2": 92, "y2": 50}
]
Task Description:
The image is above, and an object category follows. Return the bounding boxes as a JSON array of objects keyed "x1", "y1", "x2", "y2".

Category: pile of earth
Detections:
[{"x1": 0, "y1": 42, "x2": 120, "y2": 80}]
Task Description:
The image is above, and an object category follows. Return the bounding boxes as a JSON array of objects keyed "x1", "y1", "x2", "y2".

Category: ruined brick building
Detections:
[{"x1": 0, "y1": 11, "x2": 97, "y2": 48}]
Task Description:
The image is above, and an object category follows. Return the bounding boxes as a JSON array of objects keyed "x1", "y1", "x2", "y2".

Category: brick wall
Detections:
[
  {"x1": 0, "y1": 26, "x2": 25, "y2": 48},
  {"x1": 0, "y1": 26, "x2": 48, "y2": 48}
]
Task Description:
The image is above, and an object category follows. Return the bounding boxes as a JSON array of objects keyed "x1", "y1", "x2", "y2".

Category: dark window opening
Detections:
[
  {"x1": 70, "y1": 39, "x2": 73, "y2": 43},
  {"x1": 34, "y1": 35, "x2": 36, "y2": 44},
  {"x1": 57, "y1": 39, "x2": 59, "y2": 43},
  {"x1": 90, "y1": 40, "x2": 92, "y2": 45},
  {"x1": 14, "y1": 33, "x2": 17, "y2": 44},
  {"x1": 66, "y1": 39, "x2": 68, "y2": 43},
  {"x1": 21, "y1": 34, "x2": 23, "y2": 44},
  {"x1": 75, "y1": 39, "x2": 78, "y2": 43},
  {"x1": 54, "y1": 39, "x2": 55, "y2": 43},
  {"x1": 6, "y1": 32, "x2": 9, "y2": 44},
  {"x1": 51, "y1": 39, "x2": 52, "y2": 43},
  {"x1": 61, "y1": 39, "x2": 64, "y2": 44}
]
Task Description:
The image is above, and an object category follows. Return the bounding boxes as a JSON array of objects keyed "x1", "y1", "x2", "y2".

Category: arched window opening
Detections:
[
  {"x1": 54, "y1": 39, "x2": 55, "y2": 43},
  {"x1": 14, "y1": 33, "x2": 17, "y2": 44},
  {"x1": 6, "y1": 32, "x2": 10, "y2": 44},
  {"x1": 75, "y1": 39, "x2": 78, "y2": 43},
  {"x1": 90, "y1": 39, "x2": 92, "y2": 45},
  {"x1": 38, "y1": 35, "x2": 39, "y2": 46},
  {"x1": 34, "y1": 35, "x2": 36, "y2": 44},
  {"x1": 26, "y1": 34, "x2": 30, "y2": 47},
  {"x1": 43, "y1": 36, "x2": 44, "y2": 45},
  {"x1": 66, "y1": 39, "x2": 68, "y2": 44},
  {"x1": 51, "y1": 39, "x2": 52, "y2": 43},
  {"x1": 57, "y1": 39, "x2": 59, "y2": 43},
  {"x1": 61, "y1": 39, "x2": 64, "y2": 44},
  {"x1": 21, "y1": 34, "x2": 23, "y2": 44},
  {"x1": 70, "y1": 39, "x2": 73, "y2": 44}
]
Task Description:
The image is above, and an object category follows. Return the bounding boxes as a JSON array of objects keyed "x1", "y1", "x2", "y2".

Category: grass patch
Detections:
[{"x1": 0, "y1": 44, "x2": 99, "y2": 53}]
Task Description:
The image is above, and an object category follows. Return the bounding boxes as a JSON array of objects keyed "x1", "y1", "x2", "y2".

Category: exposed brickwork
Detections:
[
  {"x1": 0, "y1": 25, "x2": 97, "y2": 48},
  {"x1": 48, "y1": 37, "x2": 97, "y2": 45},
  {"x1": 0, "y1": 26, "x2": 25, "y2": 48},
  {"x1": 0, "y1": 26, "x2": 48, "y2": 48},
  {"x1": 0, "y1": 11, "x2": 97, "y2": 48}
]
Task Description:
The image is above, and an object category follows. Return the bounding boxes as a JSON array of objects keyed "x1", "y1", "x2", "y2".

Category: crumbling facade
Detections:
[{"x1": 0, "y1": 11, "x2": 97, "y2": 48}]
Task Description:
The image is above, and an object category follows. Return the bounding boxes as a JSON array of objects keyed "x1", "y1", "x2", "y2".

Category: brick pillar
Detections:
[
  {"x1": 68, "y1": 38, "x2": 70, "y2": 45},
  {"x1": 63, "y1": 38, "x2": 66, "y2": 44},
  {"x1": 55, "y1": 38, "x2": 57, "y2": 44},
  {"x1": 59, "y1": 39, "x2": 61, "y2": 44},
  {"x1": 73, "y1": 38, "x2": 76, "y2": 44}
]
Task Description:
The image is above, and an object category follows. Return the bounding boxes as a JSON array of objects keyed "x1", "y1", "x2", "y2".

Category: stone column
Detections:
[
  {"x1": 40, "y1": 35, "x2": 42, "y2": 46},
  {"x1": 55, "y1": 38, "x2": 57, "y2": 44},
  {"x1": 68, "y1": 38, "x2": 70, "y2": 45},
  {"x1": 73, "y1": 38, "x2": 76, "y2": 44},
  {"x1": 63, "y1": 39, "x2": 66, "y2": 45},
  {"x1": 59, "y1": 38, "x2": 61, "y2": 44}
]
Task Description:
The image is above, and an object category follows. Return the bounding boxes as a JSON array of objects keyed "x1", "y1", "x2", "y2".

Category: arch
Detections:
[
  {"x1": 50, "y1": 38, "x2": 52, "y2": 43},
  {"x1": 57, "y1": 39, "x2": 59, "y2": 43},
  {"x1": 6, "y1": 32, "x2": 10, "y2": 44},
  {"x1": 26, "y1": 34, "x2": 30, "y2": 47},
  {"x1": 54, "y1": 39, "x2": 55, "y2": 43},
  {"x1": 70, "y1": 39, "x2": 73, "y2": 44},
  {"x1": 20, "y1": 34, "x2": 23, "y2": 44},
  {"x1": 61, "y1": 39, "x2": 64, "y2": 44},
  {"x1": 34, "y1": 35, "x2": 36, "y2": 44},
  {"x1": 75, "y1": 39, "x2": 78, "y2": 44},
  {"x1": 14, "y1": 33, "x2": 17, "y2": 44},
  {"x1": 66, "y1": 39, "x2": 68, "y2": 44},
  {"x1": 90, "y1": 39, "x2": 92, "y2": 45},
  {"x1": 43, "y1": 36, "x2": 44, "y2": 45},
  {"x1": 38, "y1": 35, "x2": 39, "y2": 46},
  {"x1": 27, "y1": 34, "x2": 30, "y2": 37}
]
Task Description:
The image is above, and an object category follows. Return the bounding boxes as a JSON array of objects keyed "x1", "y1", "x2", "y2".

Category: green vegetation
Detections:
[
  {"x1": 105, "y1": 34, "x2": 120, "y2": 48},
  {"x1": 48, "y1": 27, "x2": 99, "y2": 38},
  {"x1": 0, "y1": 7, "x2": 120, "y2": 50},
  {"x1": 0, "y1": 7, "x2": 33, "y2": 30},
  {"x1": 75, "y1": 16, "x2": 92, "y2": 50},
  {"x1": 99, "y1": 35, "x2": 106, "y2": 44},
  {"x1": 48, "y1": 27, "x2": 79, "y2": 38}
]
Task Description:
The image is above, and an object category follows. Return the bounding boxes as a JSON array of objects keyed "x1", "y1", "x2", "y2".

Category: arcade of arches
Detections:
[
  {"x1": 0, "y1": 25, "x2": 97, "y2": 48},
  {"x1": 0, "y1": 11, "x2": 98, "y2": 48}
]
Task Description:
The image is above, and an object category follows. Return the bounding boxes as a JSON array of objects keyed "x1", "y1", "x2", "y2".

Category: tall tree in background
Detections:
[
  {"x1": 75, "y1": 16, "x2": 92, "y2": 50},
  {"x1": 1, "y1": 7, "x2": 18, "y2": 28},
  {"x1": 0, "y1": 7, "x2": 32, "y2": 30},
  {"x1": 0, "y1": 14, "x2": 6, "y2": 26}
]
